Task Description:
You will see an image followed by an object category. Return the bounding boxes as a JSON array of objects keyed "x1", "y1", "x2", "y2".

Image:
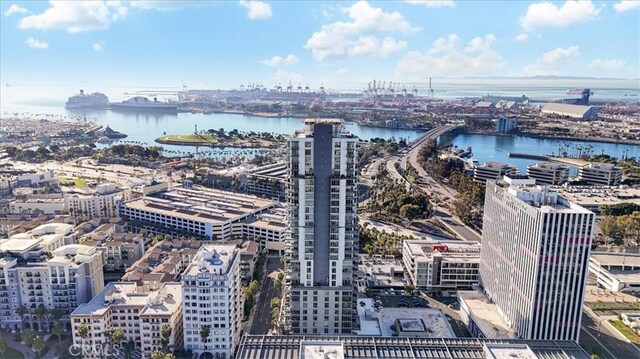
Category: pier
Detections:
[{"x1": 508, "y1": 152, "x2": 590, "y2": 167}]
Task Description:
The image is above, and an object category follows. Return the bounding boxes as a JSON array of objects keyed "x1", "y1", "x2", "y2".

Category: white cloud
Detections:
[
  {"x1": 239, "y1": 1, "x2": 272, "y2": 20},
  {"x1": 614, "y1": 1, "x2": 640, "y2": 12},
  {"x1": 463, "y1": 34, "x2": 497, "y2": 53},
  {"x1": 4, "y1": 4, "x2": 28, "y2": 16},
  {"x1": 261, "y1": 56, "x2": 283, "y2": 66},
  {"x1": 396, "y1": 34, "x2": 505, "y2": 77},
  {"x1": 587, "y1": 59, "x2": 626, "y2": 70},
  {"x1": 261, "y1": 54, "x2": 298, "y2": 66},
  {"x1": 523, "y1": 46, "x2": 580, "y2": 76},
  {"x1": 130, "y1": 1, "x2": 212, "y2": 11},
  {"x1": 404, "y1": 1, "x2": 455, "y2": 8},
  {"x1": 335, "y1": 67, "x2": 348, "y2": 75},
  {"x1": 520, "y1": 1, "x2": 600, "y2": 31},
  {"x1": 273, "y1": 68, "x2": 304, "y2": 83},
  {"x1": 347, "y1": 36, "x2": 407, "y2": 57},
  {"x1": 284, "y1": 54, "x2": 298, "y2": 65},
  {"x1": 305, "y1": 1, "x2": 418, "y2": 60},
  {"x1": 19, "y1": 1, "x2": 128, "y2": 33},
  {"x1": 25, "y1": 37, "x2": 49, "y2": 49},
  {"x1": 515, "y1": 33, "x2": 529, "y2": 42},
  {"x1": 93, "y1": 42, "x2": 104, "y2": 52}
]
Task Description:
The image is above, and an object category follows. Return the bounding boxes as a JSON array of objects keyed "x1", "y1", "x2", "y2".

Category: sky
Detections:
[{"x1": 0, "y1": 0, "x2": 639, "y2": 91}]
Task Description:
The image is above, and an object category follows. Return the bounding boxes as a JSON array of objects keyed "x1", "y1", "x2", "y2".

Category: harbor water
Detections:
[{"x1": 445, "y1": 133, "x2": 640, "y2": 173}]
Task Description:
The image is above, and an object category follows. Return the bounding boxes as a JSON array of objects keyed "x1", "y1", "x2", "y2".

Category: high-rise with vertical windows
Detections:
[
  {"x1": 283, "y1": 119, "x2": 358, "y2": 335},
  {"x1": 181, "y1": 244, "x2": 241, "y2": 358},
  {"x1": 480, "y1": 176, "x2": 595, "y2": 341}
]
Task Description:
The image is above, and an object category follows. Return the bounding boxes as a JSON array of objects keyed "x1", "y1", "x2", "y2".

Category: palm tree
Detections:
[
  {"x1": 105, "y1": 327, "x2": 125, "y2": 353},
  {"x1": 0, "y1": 337, "x2": 7, "y2": 359},
  {"x1": 16, "y1": 305, "x2": 30, "y2": 329},
  {"x1": 122, "y1": 341, "x2": 135, "y2": 359},
  {"x1": 77, "y1": 324, "x2": 89, "y2": 349},
  {"x1": 32, "y1": 335, "x2": 46, "y2": 358},
  {"x1": 199, "y1": 325, "x2": 210, "y2": 351},
  {"x1": 52, "y1": 322, "x2": 64, "y2": 350},
  {"x1": 51, "y1": 308, "x2": 65, "y2": 323},
  {"x1": 35, "y1": 304, "x2": 48, "y2": 331}
]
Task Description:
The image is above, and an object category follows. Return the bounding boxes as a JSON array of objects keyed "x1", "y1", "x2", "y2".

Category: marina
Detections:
[{"x1": 446, "y1": 133, "x2": 639, "y2": 173}]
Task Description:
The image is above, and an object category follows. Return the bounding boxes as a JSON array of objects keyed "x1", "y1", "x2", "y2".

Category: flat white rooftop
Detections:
[
  {"x1": 404, "y1": 239, "x2": 481, "y2": 261},
  {"x1": 72, "y1": 282, "x2": 181, "y2": 316},
  {"x1": 458, "y1": 291, "x2": 517, "y2": 339},
  {"x1": 591, "y1": 252, "x2": 640, "y2": 268},
  {"x1": 183, "y1": 244, "x2": 237, "y2": 276},
  {"x1": 356, "y1": 298, "x2": 454, "y2": 338},
  {"x1": 484, "y1": 343, "x2": 537, "y2": 359},
  {"x1": 301, "y1": 342, "x2": 344, "y2": 359}
]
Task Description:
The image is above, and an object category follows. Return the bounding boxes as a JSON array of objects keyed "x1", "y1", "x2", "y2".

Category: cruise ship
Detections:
[
  {"x1": 65, "y1": 90, "x2": 109, "y2": 109},
  {"x1": 109, "y1": 96, "x2": 178, "y2": 113}
]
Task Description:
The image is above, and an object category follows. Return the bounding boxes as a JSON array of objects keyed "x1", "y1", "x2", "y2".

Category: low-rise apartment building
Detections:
[
  {"x1": 71, "y1": 282, "x2": 183, "y2": 358},
  {"x1": 65, "y1": 183, "x2": 132, "y2": 218},
  {"x1": 80, "y1": 223, "x2": 145, "y2": 271}
]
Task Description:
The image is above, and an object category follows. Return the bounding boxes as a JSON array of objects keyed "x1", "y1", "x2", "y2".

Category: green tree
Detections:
[
  {"x1": 123, "y1": 341, "x2": 135, "y2": 359},
  {"x1": 51, "y1": 308, "x2": 65, "y2": 322},
  {"x1": 16, "y1": 305, "x2": 30, "y2": 328},
  {"x1": 600, "y1": 215, "x2": 620, "y2": 245},
  {"x1": 52, "y1": 322, "x2": 64, "y2": 349},
  {"x1": 404, "y1": 284, "x2": 415, "y2": 294},
  {"x1": 270, "y1": 298, "x2": 281, "y2": 324},
  {"x1": 160, "y1": 324, "x2": 172, "y2": 350},
  {"x1": 199, "y1": 325, "x2": 210, "y2": 348},
  {"x1": 32, "y1": 335, "x2": 46, "y2": 358},
  {"x1": 616, "y1": 211, "x2": 640, "y2": 245},
  {"x1": 22, "y1": 328, "x2": 35, "y2": 346},
  {"x1": 0, "y1": 337, "x2": 6, "y2": 359},
  {"x1": 35, "y1": 304, "x2": 48, "y2": 331},
  {"x1": 77, "y1": 324, "x2": 89, "y2": 349},
  {"x1": 363, "y1": 243, "x2": 375, "y2": 255},
  {"x1": 105, "y1": 327, "x2": 125, "y2": 349},
  {"x1": 399, "y1": 203, "x2": 421, "y2": 221}
]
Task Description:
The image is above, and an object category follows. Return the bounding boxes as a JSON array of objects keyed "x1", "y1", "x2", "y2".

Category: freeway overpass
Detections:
[{"x1": 384, "y1": 124, "x2": 483, "y2": 242}]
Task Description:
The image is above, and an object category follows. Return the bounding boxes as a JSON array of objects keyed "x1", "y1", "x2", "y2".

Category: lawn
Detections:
[
  {"x1": 158, "y1": 134, "x2": 218, "y2": 143},
  {"x1": 59, "y1": 177, "x2": 88, "y2": 188},
  {"x1": 5, "y1": 345, "x2": 25, "y2": 359},
  {"x1": 609, "y1": 319, "x2": 640, "y2": 345}
]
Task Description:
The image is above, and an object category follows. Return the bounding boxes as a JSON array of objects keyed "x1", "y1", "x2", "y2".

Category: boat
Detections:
[
  {"x1": 109, "y1": 96, "x2": 178, "y2": 113},
  {"x1": 97, "y1": 125, "x2": 127, "y2": 139},
  {"x1": 65, "y1": 90, "x2": 109, "y2": 109},
  {"x1": 97, "y1": 136, "x2": 112, "y2": 144}
]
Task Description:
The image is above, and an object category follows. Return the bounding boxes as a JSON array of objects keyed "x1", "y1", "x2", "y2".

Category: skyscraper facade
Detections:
[
  {"x1": 283, "y1": 119, "x2": 358, "y2": 335},
  {"x1": 480, "y1": 176, "x2": 595, "y2": 341}
]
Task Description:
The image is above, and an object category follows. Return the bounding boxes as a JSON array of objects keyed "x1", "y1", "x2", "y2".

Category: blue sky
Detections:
[{"x1": 1, "y1": 0, "x2": 639, "y2": 90}]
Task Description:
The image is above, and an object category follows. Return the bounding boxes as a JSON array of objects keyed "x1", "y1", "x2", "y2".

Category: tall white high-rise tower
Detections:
[
  {"x1": 480, "y1": 176, "x2": 595, "y2": 341},
  {"x1": 283, "y1": 119, "x2": 358, "y2": 335}
]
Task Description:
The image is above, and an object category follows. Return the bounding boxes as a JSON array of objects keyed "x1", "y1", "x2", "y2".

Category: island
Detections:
[{"x1": 155, "y1": 128, "x2": 287, "y2": 148}]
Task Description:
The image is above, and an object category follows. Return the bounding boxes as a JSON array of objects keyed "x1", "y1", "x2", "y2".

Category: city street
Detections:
[
  {"x1": 580, "y1": 309, "x2": 640, "y2": 359},
  {"x1": 249, "y1": 256, "x2": 283, "y2": 334}
]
